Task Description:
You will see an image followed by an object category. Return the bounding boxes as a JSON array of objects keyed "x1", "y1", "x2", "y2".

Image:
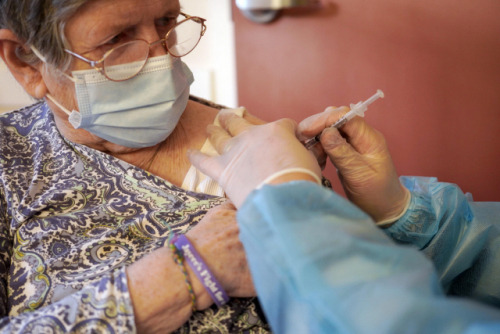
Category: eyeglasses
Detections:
[{"x1": 65, "y1": 12, "x2": 206, "y2": 82}]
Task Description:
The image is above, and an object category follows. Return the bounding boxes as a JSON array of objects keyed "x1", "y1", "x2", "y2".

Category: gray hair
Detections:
[{"x1": 0, "y1": 0, "x2": 90, "y2": 70}]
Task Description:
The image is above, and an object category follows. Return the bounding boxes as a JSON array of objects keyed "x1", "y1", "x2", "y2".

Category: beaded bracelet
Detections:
[
  {"x1": 172, "y1": 234, "x2": 230, "y2": 307},
  {"x1": 167, "y1": 233, "x2": 197, "y2": 312}
]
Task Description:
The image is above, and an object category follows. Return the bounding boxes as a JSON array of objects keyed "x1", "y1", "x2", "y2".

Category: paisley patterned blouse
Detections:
[{"x1": 0, "y1": 101, "x2": 270, "y2": 333}]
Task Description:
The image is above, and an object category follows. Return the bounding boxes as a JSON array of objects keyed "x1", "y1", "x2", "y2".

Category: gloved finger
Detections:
[
  {"x1": 297, "y1": 106, "x2": 348, "y2": 141},
  {"x1": 291, "y1": 113, "x2": 327, "y2": 169},
  {"x1": 243, "y1": 112, "x2": 267, "y2": 125},
  {"x1": 339, "y1": 117, "x2": 387, "y2": 155},
  {"x1": 296, "y1": 106, "x2": 334, "y2": 141},
  {"x1": 218, "y1": 110, "x2": 254, "y2": 136},
  {"x1": 206, "y1": 124, "x2": 232, "y2": 155},
  {"x1": 275, "y1": 118, "x2": 323, "y2": 174},
  {"x1": 187, "y1": 149, "x2": 225, "y2": 182},
  {"x1": 305, "y1": 140, "x2": 327, "y2": 170},
  {"x1": 275, "y1": 118, "x2": 299, "y2": 134},
  {"x1": 320, "y1": 126, "x2": 361, "y2": 175}
]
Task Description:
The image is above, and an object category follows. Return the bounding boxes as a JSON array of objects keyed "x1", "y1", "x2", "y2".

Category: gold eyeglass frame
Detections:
[{"x1": 64, "y1": 12, "x2": 207, "y2": 82}]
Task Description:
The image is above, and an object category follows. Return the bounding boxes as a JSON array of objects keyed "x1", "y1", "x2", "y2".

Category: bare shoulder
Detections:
[
  {"x1": 185, "y1": 96, "x2": 267, "y2": 128},
  {"x1": 188, "y1": 96, "x2": 268, "y2": 126},
  {"x1": 182, "y1": 99, "x2": 219, "y2": 131},
  {"x1": 176, "y1": 97, "x2": 223, "y2": 148}
]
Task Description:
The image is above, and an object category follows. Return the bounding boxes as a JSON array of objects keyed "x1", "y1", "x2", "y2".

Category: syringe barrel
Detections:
[
  {"x1": 303, "y1": 89, "x2": 384, "y2": 149},
  {"x1": 348, "y1": 102, "x2": 367, "y2": 118}
]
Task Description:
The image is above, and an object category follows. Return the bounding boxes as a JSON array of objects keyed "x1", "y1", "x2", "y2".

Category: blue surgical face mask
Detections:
[{"x1": 35, "y1": 50, "x2": 194, "y2": 148}]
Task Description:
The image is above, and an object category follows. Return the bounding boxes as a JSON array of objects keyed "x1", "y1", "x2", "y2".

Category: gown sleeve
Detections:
[
  {"x1": 237, "y1": 181, "x2": 500, "y2": 334},
  {"x1": 385, "y1": 176, "x2": 500, "y2": 307}
]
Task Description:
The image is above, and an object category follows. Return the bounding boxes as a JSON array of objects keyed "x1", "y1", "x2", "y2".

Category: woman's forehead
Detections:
[
  {"x1": 65, "y1": 0, "x2": 180, "y2": 45},
  {"x1": 68, "y1": 0, "x2": 180, "y2": 29}
]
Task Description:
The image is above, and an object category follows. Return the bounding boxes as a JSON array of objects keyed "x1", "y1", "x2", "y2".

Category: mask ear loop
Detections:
[
  {"x1": 30, "y1": 46, "x2": 48, "y2": 63},
  {"x1": 44, "y1": 94, "x2": 72, "y2": 117},
  {"x1": 45, "y1": 93, "x2": 82, "y2": 128},
  {"x1": 30, "y1": 46, "x2": 81, "y2": 124},
  {"x1": 30, "y1": 46, "x2": 76, "y2": 83}
]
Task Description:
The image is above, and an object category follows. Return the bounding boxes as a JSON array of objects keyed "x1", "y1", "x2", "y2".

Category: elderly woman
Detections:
[{"x1": 0, "y1": 0, "x2": 269, "y2": 332}]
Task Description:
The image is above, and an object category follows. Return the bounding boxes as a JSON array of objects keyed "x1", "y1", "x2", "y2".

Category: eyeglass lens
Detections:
[
  {"x1": 103, "y1": 42, "x2": 150, "y2": 81},
  {"x1": 166, "y1": 18, "x2": 203, "y2": 57},
  {"x1": 102, "y1": 17, "x2": 203, "y2": 81}
]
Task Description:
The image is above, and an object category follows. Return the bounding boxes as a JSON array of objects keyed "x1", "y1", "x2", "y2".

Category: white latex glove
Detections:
[
  {"x1": 298, "y1": 110, "x2": 410, "y2": 225},
  {"x1": 188, "y1": 111, "x2": 322, "y2": 208}
]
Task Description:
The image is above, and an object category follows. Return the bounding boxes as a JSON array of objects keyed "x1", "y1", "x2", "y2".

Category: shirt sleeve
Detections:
[
  {"x1": 385, "y1": 176, "x2": 500, "y2": 307},
  {"x1": 237, "y1": 181, "x2": 500, "y2": 334}
]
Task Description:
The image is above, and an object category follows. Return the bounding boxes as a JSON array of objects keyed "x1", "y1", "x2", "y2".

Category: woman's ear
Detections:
[{"x1": 0, "y1": 29, "x2": 47, "y2": 99}]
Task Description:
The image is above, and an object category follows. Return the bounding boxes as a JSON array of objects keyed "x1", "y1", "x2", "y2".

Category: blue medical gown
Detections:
[{"x1": 237, "y1": 176, "x2": 500, "y2": 333}]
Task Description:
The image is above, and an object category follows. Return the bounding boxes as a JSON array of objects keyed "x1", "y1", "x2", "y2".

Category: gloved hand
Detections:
[
  {"x1": 189, "y1": 110, "x2": 322, "y2": 208},
  {"x1": 296, "y1": 106, "x2": 348, "y2": 170},
  {"x1": 298, "y1": 110, "x2": 410, "y2": 224}
]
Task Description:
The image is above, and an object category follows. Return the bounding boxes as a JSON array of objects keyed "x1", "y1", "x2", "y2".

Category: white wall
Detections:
[
  {"x1": 0, "y1": 0, "x2": 237, "y2": 113},
  {"x1": 180, "y1": 0, "x2": 238, "y2": 108},
  {"x1": 0, "y1": 61, "x2": 34, "y2": 113}
]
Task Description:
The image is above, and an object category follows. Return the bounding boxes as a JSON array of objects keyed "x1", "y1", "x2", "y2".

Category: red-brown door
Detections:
[{"x1": 233, "y1": 0, "x2": 500, "y2": 201}]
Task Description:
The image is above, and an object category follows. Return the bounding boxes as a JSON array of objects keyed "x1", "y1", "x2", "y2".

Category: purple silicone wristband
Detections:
[{"x1": 173, "y1": 234, "x2": 230, "y2": 307}]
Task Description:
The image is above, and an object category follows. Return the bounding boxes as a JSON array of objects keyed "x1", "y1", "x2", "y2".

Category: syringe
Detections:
[{"x1": 303, "y1": 89, "x2": 385, "y2": 150}]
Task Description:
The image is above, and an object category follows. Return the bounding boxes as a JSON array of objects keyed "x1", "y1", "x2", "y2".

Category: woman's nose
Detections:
[
  {"x1": 142, "y1": 26, "x2": 169, "y2": 57},
  {"x1": 149, "y1": 39, "x2": 169, "y2": 57}
]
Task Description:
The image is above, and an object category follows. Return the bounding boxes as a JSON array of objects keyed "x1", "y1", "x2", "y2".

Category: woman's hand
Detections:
[
  {"x1": 298, "y1": 111, "x2": 410, "y2": 223},
  {"x1": 127, "y1": 202, "x2": 255, "y2": 333},
  {"x1": 188, "y1": 111, "x2": 322, "y2": 208},
  {"x1": 186, "y1": 201, "x2": 255, "y2": 299}
]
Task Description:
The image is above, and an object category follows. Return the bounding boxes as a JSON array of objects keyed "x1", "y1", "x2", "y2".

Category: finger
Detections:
[
  {"x1": 187, "y1": 149, "x2": 225, "y2": 182},
  {"x1": 297, "y1": 107, "x2": 333, "y2": 140},
  {"x1": 321, "y1": 126, "x2": 349, "y2": 152},
  {"x1": 243, "y1": 112, "x2": 267, "y2": 125},
  {"x1": 275, "y1": 118, "x2": 298, "y2": 134},
  {"x1": 206, "y1": 124, "x2": 232, "y2": 155},
  {"x1": 340, "y1": 117, "x2": 386, "y2": 155},
  {"x1": 308, "y1": 144, "x2": 327, "y2": 170},
  {"x1": 268, "y1": 118, "x2": 302, "y2": 147},
  {"x1": 205, "y1": 200, "x2": 237, "y2": 216},
  {"x1": 325, "y1": 106, "x2": 349, "y2": 126},
  {"x1": 321, "y1": 127, "x2": 361, "y2": 174},
  {"x1": 297, "y1": 106, "x2": 348, "y2": 140},
  {"x1": 218, "y1": 110, "x2": 254, "y2": 136},
  {"x1": 218, "y1": 200, "x2": 237, "y2": 211}
]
